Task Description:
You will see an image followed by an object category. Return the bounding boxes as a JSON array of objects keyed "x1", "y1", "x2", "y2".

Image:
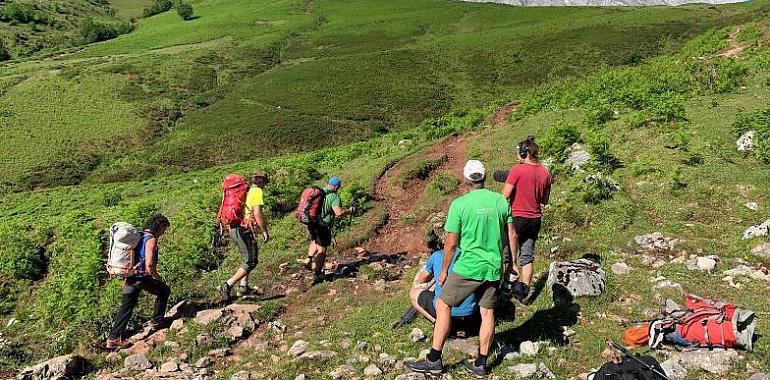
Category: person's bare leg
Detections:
[
  {"x1": 227, "y1": 268, "x2": 248, "y2": 286},
  {"x1": 410, "y1": 288, "x2": 436, "y2": 324},
  {"x1": 522, "y1": 263, "x2": 533, "y2": 285},
  {"x1": 240, "y1": 273, "x2": 249, "y2": 287},
  {"x1": 431, "y1": 298, "x2": 452, "y2": 351},
  {"x1": 478, "y1": 307, "x2": 495, "y2": 356},
  {"x1": 313, "y1": 246, "x2": 327, "y2": 274}
]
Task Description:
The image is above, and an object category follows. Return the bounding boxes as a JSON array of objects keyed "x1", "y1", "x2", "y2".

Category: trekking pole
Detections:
[
  {"x1": 392, "y1": 307, "x2": 418, "y2": 329},
  {"x1": 606, "y1": 340, "x2": 671, "y2": 380}
]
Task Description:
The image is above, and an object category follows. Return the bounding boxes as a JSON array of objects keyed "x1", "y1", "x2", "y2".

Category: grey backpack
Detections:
[{"x1": 107, "y1": 222, "x2": 142, "y2": 276}]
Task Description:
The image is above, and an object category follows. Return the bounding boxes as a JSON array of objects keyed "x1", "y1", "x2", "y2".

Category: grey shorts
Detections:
[
  {"x1": 439, "y1": 272, "x2": 499, "y2": 310},
  {"x1": 229, "y1": 227, "x2": 258, "y2": 272},
  {"x1": 514, "y1": 217, "x2": 541, "y2": 266}
]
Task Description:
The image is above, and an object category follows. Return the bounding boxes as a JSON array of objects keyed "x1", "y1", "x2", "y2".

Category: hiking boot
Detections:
[
  {"x1": 405, "y1": 358, "x2": 443, "y2": 375},
  {"x1": 219, "y1": 282, "x2": 232, "y2": 304},
  {"x1": 311, "y1": 272, "x2": 326, "y2": 286},
  {"x1": 462, "y1": 359, "x2": 490, "y2": 378},
  {"x1": 105, "y1": 338, "x2": 129, "y2": 350},
  {"x1": 236, "y1": 285, "x2": 258, "y2": 297},
  {"x1": 148, "y1": 318, "x2": 169, "y2": 331}
]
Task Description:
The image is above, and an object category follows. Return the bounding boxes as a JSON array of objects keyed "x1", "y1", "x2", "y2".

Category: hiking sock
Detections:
[
  {"x1": 475, "y1": 353, "x2": 488, "y2": 367},
  {"x1": 225, "y1": 279, "x2": 235, "y2": 287},
  {"x1": 427, "y1": 348, "x2": 442, "y2": 362}
]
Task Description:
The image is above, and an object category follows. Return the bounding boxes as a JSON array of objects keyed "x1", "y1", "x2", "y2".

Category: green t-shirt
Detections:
[
  {"x1": 321, "y1": 188, "x2": 341, "y2": 225},
  {"x1": 445, "y1": 189, "x2": 512, "y2": 282}
]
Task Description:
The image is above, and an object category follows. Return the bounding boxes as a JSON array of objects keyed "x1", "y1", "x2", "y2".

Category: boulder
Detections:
[
  {"x1": 165, "y1": 300, "x2": 194, "y2": 319},
  {"x1": 611, "y1": 262, "x2": 631, "y2": 275},
  {"x1": 124, "y1": 354, "x2": 152, "y2": 371},
  {"x1": 660, "y1": 358, "x2": 687, "y2": 380},
  {"x1": 195, "y1": 333, "x2": 215, "y2": 347},
  {"x1": 673, "y1": 348, "x2": 744, "y2": 374},
  {"x1": 537, "y1": 363, "x2": 556, "y2": 379},
  {"x1": 329, "y1": 364, "x2": 355, "y2": 379},
  {"x1": 170, "y1": 318, "x2": 185, "y2": 330},
  {"x1": 519, "y1": 341, "x2": 540, "y2": 356},
  {"x1": 749, "y1": 374, "x2": 770, "y2": 380},
  {"x1": 445, "y1": 338, "x2": 479, "y2": 357},
  {"x1": 508, "y1": 363, "x2": 537, "y2": 378},
  {"x1": 379, "y1": 353, "x2": 397, "y2": 366},
  {"x1": 17, "y1": 354, "x2": 88, "y2": 380},
  {"x1": 566, "y1": 143, "x2": 591, "y2": 172},
  {"x1": 696, "y1": 256, "x2": 718, "y2": 271},
  {"x1": 745, "y1": 202, "x2": 759, "y2": 211},
  {"x1": 288, "y1": 340, "x2": 309, "y2": 358},
  {"x1": 546, "y1": 258, "x2": 605, "y2": 298},
  {"x1": 295, "y1": 350, "x2": 337, "y2": 361},
  {"x1": 160, "y1": 361, "x2": 179, "y2": 372},
  {"x1": 395, "y1": 373, "x2": 426, "y2": 380},
  {"x1": 752, "y1": 243, "x2": 770, "y2": 259},
  {"x1": 227, "y1": 325, "x2": 245, "y2": 339},
  {"x1": 737, "y1": 130, "x2": 755, "y2": 151},
  {"x1": 195, "y1": 309, "x2": 224, "y2": 325},
  {"x1": 410, "y1": 328, "x2": 426, "y2": 342},
  {"x1": 194, "y1": 356, "x2": 214, "y2": 368},
  {"x1": 208, "y1": 348, "x2": 229, "y2": 358},
  {"x1": 363, "y1": 364, "x2": 383, "y2": 376},
  {"x1": 743, "y1": 220, "x2": 770, "y2": 240}
]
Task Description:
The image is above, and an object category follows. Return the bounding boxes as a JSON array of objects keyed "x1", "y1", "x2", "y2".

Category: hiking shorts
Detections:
[
  {"x1": 307, "y1": 222, "x2": 332, "y2": 248},
  {"x1": 229, "y1": 227, "x2": 258, "y2": 272},
  {"x1": 417, "y1": 290, "x2": 437, "y2": 318},
  {"x1": 439, "y1": 272, "x2": 499, "y2": 310},
  {"x1": 514, "y1": 217, "x2": 542, "y2": 266}
]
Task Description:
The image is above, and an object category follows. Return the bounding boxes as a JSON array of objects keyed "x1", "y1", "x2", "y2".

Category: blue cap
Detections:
[{"x1": 328, "y1": 177, "x2": 342, "y2": 186}]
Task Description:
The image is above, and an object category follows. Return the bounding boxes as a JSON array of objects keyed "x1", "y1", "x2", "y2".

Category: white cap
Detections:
[{"x1": 463, "y1": 160, "x2": 485, "y2": 181}]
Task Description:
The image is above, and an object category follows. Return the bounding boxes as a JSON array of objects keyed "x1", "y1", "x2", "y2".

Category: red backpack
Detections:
[
  {"x1": 675, "y1": 295, "x2": 739, "y2": 349},
  {"x1": 218, "y1": 174, "x2": 249, "y2": 228},
  {"x1": 296, "y1": 186, "x2": 326, "y2": 225}
]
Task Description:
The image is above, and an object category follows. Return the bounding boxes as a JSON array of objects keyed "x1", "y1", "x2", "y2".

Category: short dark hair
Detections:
[
  {"x1": 144, "y1": 213, "x2": 170, "y2": 233},
  {"x1": 519, "y1": 135, "x2": 539, "y2": 160}
]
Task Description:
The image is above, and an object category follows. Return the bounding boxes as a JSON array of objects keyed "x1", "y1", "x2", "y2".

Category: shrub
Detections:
[
  {"x1": 427, "y1": 171, "x2": 459, "y2": 196},
  {"x1": 575, "y1": 173, "x2": 621, "y2": 204},
  {"x1": 143, "y1": 0, "x2": 174, "y2": 18},
  {"x1": 176, "y1": 3, "x2": 194, "y2": 20},
  {"x1": 0, "y1": 230, "x2": 47, "y2": 281},
  {"x1": 668, "y1": 166, "x2": 687, "y2": 191},
  {"x1": 79, "y1": 19, "x2": 133, "y2": 44},
  {"x1": 631, "y1": 154, "x2": 657, "y2": 176},
  {"x1": 583, "y1": 130, "x2": 620, "y2": 170},
  {"x1": 0, "y1": 40, "x2": 10, "y2": 61},
  {"x1": 540, "y1": 121, "x2": 580, "y2": 161},
  {"x1": 732, "y1": 107, "x2": 770, "y2": 165},
  {"x1": 420, "y1": 109, "x2": 485, "y2": 140}
]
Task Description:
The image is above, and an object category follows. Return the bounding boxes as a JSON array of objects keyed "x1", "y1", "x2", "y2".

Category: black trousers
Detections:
[{"x1": 108, "y1": 276, "x2": 171, "y2": 340}]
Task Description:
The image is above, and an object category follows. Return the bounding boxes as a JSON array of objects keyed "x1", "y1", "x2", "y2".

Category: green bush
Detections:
[
  {"x1": 732, "y1": 107, "x2": 770, "y2": 164},
  {"x1": 631, "y1": 154, "x2": 657, "y2": 176},
  {"x1": 176, "y1": 3, "x2": 194, "y2": 20},
  {"x1": 540, "y1": 121, "x2": 581, "y2": 161},
  {"x1": 427, "y1": 171, "x2": 459, "y2": 196},
  {"x1": 0, "y1": 230, "x2": 46, "y2": 281},
  {"x1": 80, "y1": 19, "x2": 133, "y2": 44},
  {"x1": 143, "y1": 0, "x2": 174, "y2": 18},
  {"x1": 0, "y1": 40, "x2": 11, "y2": 61},
  {"x1": 575, "y1": 173, "x2": 621, "y2": 204},
  {"x1": 420, "y1": 109, "x2": 485, "y2": 140},
  {"x1": 583, "y1": 130, "x2": 620, "y2": 170}
]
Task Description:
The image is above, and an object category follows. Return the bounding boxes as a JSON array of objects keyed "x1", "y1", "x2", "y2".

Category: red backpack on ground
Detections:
[
  {"x1": 218, "y1": 174, "x2": 249, "y2": 228},
  {"x1": 675, "y1": 294, "x2": 739, "y2": 349},
  {"x1": 296, "y1": 186, "x2": 326, "y2": 225}
]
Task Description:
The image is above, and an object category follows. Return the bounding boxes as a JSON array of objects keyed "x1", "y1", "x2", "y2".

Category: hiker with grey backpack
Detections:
[{"x1": 106, "y1": 214, "x2": 171, "y2": 349}]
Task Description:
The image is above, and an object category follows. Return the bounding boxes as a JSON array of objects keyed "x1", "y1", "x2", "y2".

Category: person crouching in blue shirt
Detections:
[{"x1": 410, "y1": 249, "x2": 480, "y2": 336}]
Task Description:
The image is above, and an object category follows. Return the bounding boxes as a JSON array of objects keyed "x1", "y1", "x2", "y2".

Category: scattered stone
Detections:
[
  {"x1": 295, "y1": 350, "x2": 337, "y2": 361},
  {"x1": 295, "y1": 375, "x2": 307, "y2": 380},
  {"x1": 374, "y1": 344, "x2": 383, "y2": 352},
  {"x1": 737, "y1": 130, "x2": 755, "y2": 151},
  {"x1": 410, "y1": 328, "x2": 426, "y2": 342},
  {"x1": 660, "y1": 358, "x2": 687, "y2": 380},
  {"x1": 227, "y1": 325, "x2": 245, "y2": 340},
  {"x1": 566, "y1": 143, "x2": 591, "y2": 172},
  {"x1": 745, "y1": 202, "x2": 759, "y2": 211},
  {"x1": 160, "y1": 361, "x2": 179, "y2": 372},
  {"x1": 537, "y1": 363, "x2": 556, "y2": 379},
  {"x1": 165, "y1": 300, "x2": 192, "y2": 319},
  {"x1": 652, "y1": 276, "x2": 682, "y2": 292},
  {"x1": 723, "y1": 265, "x2": 770, "y2": 282},
  {"x1": 330, "y1": 364, "x2": 356, "y2": 379},
  {"x1": 508, "y1": 363, "x2": 537, "y2": 378},
  {"x1": 395, "y1": 373, "x2": 426, "y2": 380},
  {"x1": 373, "y1": 279, "x2": 387, "y2": 292},
  {"x1": 546, "y1": 258, "x2": 606, "y2": 298},
  {"x1": 752, "y1": 243, "x2": 770, "y2": 259},
  {"x1": 519, "y1": 341, "x2": 540, "y2": 356},
  {"x1": 363, "y1": 364, "x2": 383, "y2": 376},
  {"x1": 230, "y1": 370, "x2": 254, "y2": 380},
  {"x1": 673, "y1": 348, "x2": 744, "y2": 374},
  {"x1": 17, "y1": 354, "x2": 88, "y2": 380},
  {"x1": 379, "y1": 353, "x2": 397, "y2": 366},
  {"x1": 743, "y1": 220, "x2": 770, "y2": 240},
  {"x1": 194, "y1": 356, "x2": 214, "y2": 368},
  {"x1": 195, "y1": 333, "x2": 215, "y2": 347},
  {"x1": 208, "y1": 348, "x2": 229, "y2": 358},
  {"x1": 340, "y1": 338, "x2": 353, "y2": 349},
  {"x1": 611, "y1": 262, "x2": 631, "y2": 275},
  {"x1": 418, "y1": 349, "x2": 430, "y2": 360},
  {"x1": 635, "y1": 232, "x2": 676, "y2": 251},
  {"x1": 749, "y1": 374, "x2": 770, "y2": 380},
  {"x1": 356, "y1": 341, "x2": 369, "y2": 351},
  {"x1": 288, "y1": 340, "x2": 309, "y2": 357},
  {"x1": 170, "y1": 318, "x2": 184, "y2": 330},
  {"x1": 124, "y1": 354, "x2": 152, "y2": 371},
  {"x1": 688, "y1": 256, "x2": 718, "y2": 272},
  {"x1": 194, "y1": 309, "x2": 223, "y2": 325}
]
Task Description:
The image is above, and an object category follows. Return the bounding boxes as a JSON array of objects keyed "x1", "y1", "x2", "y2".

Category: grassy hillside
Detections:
[
  {"x1": 2, "y1": 0, "x2": 769, "y2": 192},
  {"x1": 1, "y1": 9, "x2": 770, "y2": 379}
]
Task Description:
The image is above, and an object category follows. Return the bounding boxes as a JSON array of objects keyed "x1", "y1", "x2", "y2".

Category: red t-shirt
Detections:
[{"x1": 505, "y1": 163, "x2": 552, "y2": 218}]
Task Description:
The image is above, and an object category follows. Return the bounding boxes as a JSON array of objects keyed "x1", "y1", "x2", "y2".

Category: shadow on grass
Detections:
[{"x1": 491, "y1": 283, "x2": 581, "y2": 369}]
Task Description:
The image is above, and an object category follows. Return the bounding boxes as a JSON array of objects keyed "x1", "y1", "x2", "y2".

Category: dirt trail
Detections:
[
  {"x1": 718, "y1": 27, "x2": 746, "y2": 57},
  {"x1": 363, "y1": 134, "x2": 467, "y2": 256},
  {"x1": 490, "y1": 101, "x2": 519, "y2": 127}
]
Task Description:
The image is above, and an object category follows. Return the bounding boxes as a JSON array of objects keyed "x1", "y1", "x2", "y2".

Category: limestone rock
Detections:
[
  {"x1": 208, "y1": 348, "x2": 229, "y2": 358},
  {"x1": 294, "y1": 375, "x2": 307, "y2": 380},
  {"x1": 379, "y1": 352, "x2": 397, "y2": 366},
  {"x1": 195, "y1": 333, "x2": 215, "y2": 347},
  {"x1": 519, "y1": 341, "x2": 540, "y2": 356},
  {"x1": 194, "y1": 356, "x2": 214, "y2": 368},
  {"x1": 565, "y1": 143, "x2": 591, "y2": 172},
  {"x1": 743, "y1": 220, "x2": 770, "y2": 240},
  {"x1": 611, "y1": 262, "x2": 631, "y2": 275},
  {"x1": 546, "y1": 258, "x2": 605, "y2": 298},
  {"x1": 660, "y1": 358, "x2": 687, "y2": 380},
  {"x1": 695, "y1": 256, "x2": 718, "y2": 271},
  {"x1": 356, "y1": 341, "x2": 369, "y2": 351},
  {"x1": 17, "y1": 354, "x2": 88, "y2": 380},
  {"x1": 674, "y1": 348, "x2": 744, "y2": 374},
  {"x1": 508, "y1": 363, "x2": 537, "y2": 378},
  {"x1": 635, "y1": 232, "x2": 675, "y2": 251},
  {"x1": 749, "y1": 374, "x2": 770, "y2": 380},
  {"x1": 124, "y1": 354, "x2": 152, "y2": 371},
  {"x1": 395, "y1": 373, "x2": 426, "y2": 380},
  {"x1": 363, "y1": 364, "x2": 383, "y2": 376},
  {"x1": 170, "y1": 318, "x2": 184, "y2": 330},
  {"x1": 410, "y1": 328, "x2": 426, "y2": 342},
  {"x1": 737, "y1": 130, "x2": 755, "y2": 151},
  {"x1": 295, "y1": 350, "x2": 337, "y2": 361},
  {"x1": 227, "y1": 325, "x2": 245, "y2": 340},
  {"x1": 105, "y1": 352, "x2": 121, "y2": 364},
  {"x1": 445, "y1": 338, "x2": 479, "y2": 357},
  {"x1": 160, "y1": 361, "x2": 179, "y2": 372},
  {"x1": 745, "y1": 202, "x2": 759, "y2": 211},
  {"x1": 194, "y1": 309, "x2": 223, "y2": 325},
  {"x1": 230, "y1": 370, "x2": 254, "y2": 380},
  {"x1": 330, "y1": 364, "x2": 355, "y2": 379},
  {"x1": 289, "y1": 340, "x2": 309, "y2": 357},
  {"x1": 752, "y1": 243, "x2": 770, "y2": 259},
  {"x1": 537, "y1": 363, "x2": 556, "y2": 379}
]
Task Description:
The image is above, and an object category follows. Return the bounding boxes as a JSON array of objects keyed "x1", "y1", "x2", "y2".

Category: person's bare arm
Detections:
[
  {"x1": 542, "y1": 182, "x2": 552, "y2": 206},
  {"x1": 502, "y1": 183, "x2": 514, "y2": 202},
  {"x1": 416, "y1": 269, "x2": 433, "y2": 284},
  {"x1": 333, "y1": 205, "x2": 355, "y2": 217},
  {"x1": 252, "y1": 205, "x2": 270, "y2": 242},
  {"x1": 144, "y1": 238, "x2": 161, "y2": 279},
  {"x1": 507, "y1": 223, "x2": 520, "y2": 276},
  {"x1": 438, "y1": 233, "x2": 458, "y2": 285}
]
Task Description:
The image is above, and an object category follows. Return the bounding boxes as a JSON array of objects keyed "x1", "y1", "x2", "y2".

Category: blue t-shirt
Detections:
[
  {"x1": 424, "y1": 249, "x2": 478, "y2": 317},
  {"x1": 134, "y1": 232, "x2": 158, "y2": 278}
]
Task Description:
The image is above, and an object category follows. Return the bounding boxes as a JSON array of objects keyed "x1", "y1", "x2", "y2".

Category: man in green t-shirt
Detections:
[
  {"x1": 407, "y1": 160, "x2": 515, "y2": 378},
  {"x1": 306, "y1": 177, "x2": 355, "y2": 284}
]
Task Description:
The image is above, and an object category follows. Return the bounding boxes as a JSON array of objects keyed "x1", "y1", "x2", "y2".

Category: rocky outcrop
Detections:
[
  {"x1": 17, "y1": 354, "x2": 88, "y2": 380},
  {"x1": 546, "y1": 258, "x2": 606, "y2": 298}
]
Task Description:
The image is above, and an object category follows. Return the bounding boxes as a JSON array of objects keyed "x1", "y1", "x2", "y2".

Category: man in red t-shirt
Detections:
[{"x1": 502, "y1": 136, "x2": 552, "y2": 291}]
